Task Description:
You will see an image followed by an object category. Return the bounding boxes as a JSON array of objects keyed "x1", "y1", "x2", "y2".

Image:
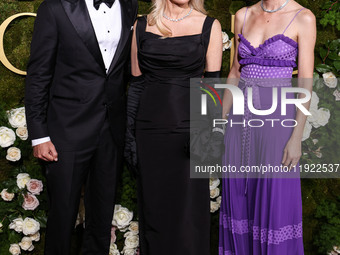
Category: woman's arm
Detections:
[
  {"x1": 222, "y1": 8, "x2": 245, "y2": 118},
  {"x1": 131, "y1": 20, "x2": 142, "y2": 77},
  {"x1": 282, "y1": 9, "x2": 316, "y2": 168},
  {"x1": 205, "y1": 19, "x2": 223, "y2": 72}
]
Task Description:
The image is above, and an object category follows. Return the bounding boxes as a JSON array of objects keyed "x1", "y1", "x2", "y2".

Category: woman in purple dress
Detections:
[{"x1": 219, "y1": 0, "x2": 316, "y2": 254}]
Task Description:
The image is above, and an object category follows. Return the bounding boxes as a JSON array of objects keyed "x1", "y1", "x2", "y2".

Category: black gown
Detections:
[{"x1": 135, "y1": 16, "x2": 215, "y2": 255}]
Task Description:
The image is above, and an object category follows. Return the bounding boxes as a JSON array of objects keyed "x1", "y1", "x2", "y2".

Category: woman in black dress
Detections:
[{"x1": 125, "y1": 0, "x2": 222, "y2": 253}]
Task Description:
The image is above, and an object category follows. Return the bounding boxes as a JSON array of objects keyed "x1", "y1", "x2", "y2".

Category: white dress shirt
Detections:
[{"x1": 31, "y1": 0, "x2": 122, "y2": 146}]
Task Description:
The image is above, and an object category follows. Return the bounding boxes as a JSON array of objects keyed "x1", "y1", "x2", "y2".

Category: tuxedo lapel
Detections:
[
  {"x1": 107, "y1": 0, "x2": 132, "y2": 75},
  {"x1": 61, "y1": 0, "x2": 106, "y2": 71}
]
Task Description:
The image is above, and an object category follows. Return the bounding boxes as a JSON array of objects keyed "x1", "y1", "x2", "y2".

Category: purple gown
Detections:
[{"x1": 219, "y1": 8, "x2": 306, "y2": 255}]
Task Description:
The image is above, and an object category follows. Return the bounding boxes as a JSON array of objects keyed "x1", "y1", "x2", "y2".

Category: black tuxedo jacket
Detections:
[{"x1": 25, "y1": 0, "x2": 138, "y2": 150}]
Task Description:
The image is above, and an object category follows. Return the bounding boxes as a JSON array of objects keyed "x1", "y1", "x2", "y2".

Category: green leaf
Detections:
[
  {"x1": 315, "y1": 64, "x2": 333, "y2": 73},
  {"x1": 319, "y1": 47, "x2": 328, "y2": 60},
  {"x1": 333, "y1": 60, "x2": 340, "y2": 72}
]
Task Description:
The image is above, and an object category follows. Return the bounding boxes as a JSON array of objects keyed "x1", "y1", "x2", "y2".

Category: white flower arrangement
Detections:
[
  {"x1": 110, "y1": 207, "x2": 139, "y2": 255},
  {"x1": 328, "y1": 245, "x2": 340, "y2": 255},
  {"x1": 209, "y1": 178, "x2": 221, "y2": 213},
  {"x1": 222, "y1": 31, "x2": 232, "y2": 51},
  {"x1": 302, "y1": 90, "x2": 331, "y2": 142}
]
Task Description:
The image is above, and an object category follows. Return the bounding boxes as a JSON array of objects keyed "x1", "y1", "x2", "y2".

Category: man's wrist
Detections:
[{"x1": 31, "y1": 137, "x2": 51, "y2": 146}]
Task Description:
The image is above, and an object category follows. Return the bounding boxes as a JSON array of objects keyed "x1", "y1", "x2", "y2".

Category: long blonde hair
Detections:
[{"x1": 147, "y1": 0, "x2": 207, "y2": 37}]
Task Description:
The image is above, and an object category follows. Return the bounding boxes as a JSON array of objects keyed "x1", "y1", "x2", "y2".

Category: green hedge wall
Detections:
[{"x1": 0, "y1": 0, "x2": 339, "y2": 254}]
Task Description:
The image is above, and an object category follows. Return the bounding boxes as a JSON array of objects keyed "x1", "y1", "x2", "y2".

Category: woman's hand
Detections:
[{"x1": 282, "y1": 137, "x2": 302, "y2": 170}]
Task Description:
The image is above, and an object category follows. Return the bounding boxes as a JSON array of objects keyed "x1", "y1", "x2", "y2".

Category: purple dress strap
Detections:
[
  {"x1": 241, "y1": 7, "x2": 249, "y2": 35},
  {"x1": 282, "y1": 8, "x2": 306, "y2": 34}
]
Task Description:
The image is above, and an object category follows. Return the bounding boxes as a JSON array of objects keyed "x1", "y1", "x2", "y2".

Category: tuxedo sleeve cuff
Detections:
[{"x1": 32, "y1": 137, "x2": 51, "y2": 147}]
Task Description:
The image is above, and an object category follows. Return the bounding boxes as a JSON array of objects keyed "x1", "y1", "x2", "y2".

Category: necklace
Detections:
[
  {"x1": 261, "y1": 0, "x2": 290, "y2": 13},
  {"x1": 163, "y1": 7, "x2": 193, "y2": 22}
]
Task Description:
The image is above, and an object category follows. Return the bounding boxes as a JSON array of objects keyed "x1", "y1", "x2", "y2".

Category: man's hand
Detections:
[{"x1": 33, "y1": 141, "x2": 58, "y2": 162}]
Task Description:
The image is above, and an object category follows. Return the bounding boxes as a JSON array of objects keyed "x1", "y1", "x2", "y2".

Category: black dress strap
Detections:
[
  {"x1": 136, "y1": 16, "x2": 147, "y2": 49},
  {"x1": 201, "y1": 16, "x2": 216, "y2": 51}
]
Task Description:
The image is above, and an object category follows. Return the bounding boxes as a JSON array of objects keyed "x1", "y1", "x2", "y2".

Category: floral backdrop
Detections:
[{"x1": 0, "y1": 0, "x2": 339, "y2": 254}]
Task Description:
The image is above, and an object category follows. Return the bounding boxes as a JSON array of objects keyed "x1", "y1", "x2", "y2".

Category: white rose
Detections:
[
  {"x1": 122, "y1": 248, "x2": 137, "y2": 255},
  {"x1": 309, "y1": 108, "x2": 330, "y2": 128},
  {"x1": 6, "y1": 147, "x2": 21, "y2": 162},
  {"x1": 22, "y1": 217, "x2": 40, "y2": 235},
  {"x1": 333, "y1": 89, "x2": 340, "y2": 101},
  {"x1": 322, "y1": 72, "x2": 338, "y2": 88},
  {"x1": 222, "y1": 32, "x2": 232, "y2": 51},
  {"x1": 9, "y1": 218, "x2": 24, "y2": 233},
  {"x1": 310, "y1": 91, "x2": 319, "y2": 111},
  {"x1": 302, "y1": 121, "x2": 312, "y2": 141},
  {"x1": 333, "y1": 246, "x2": 340, "y2": 253},
  {"x1": 312, "y1": 139, "x2": 318, "y2": 145},
  {"x1": 16, "y1": 127, "x2": 28, "y2": 140},
  {"x1": 1, "y1": 188, "x2": 15, "y2": 201},
  {"x1": 7, "y1": 107, "x2": 26, "y2": 128},
  {"x1": 0, "y1": 222, "x2": 3, "y2": 229},
  {"x1": 30, "y1": 232, "x2": 40, "y2": 242},
  {"x1": 19, "y1": 237, "x2": 34, "y2": 251},
  {"x1": 210, "y1": 200, "x2": 220, "y2": 213},
  {"x1": 0, "y1": 127, "x2": 16, "y2": 148},
  {"x1": 109, "y1": 243, "x2": 120, "y2": 255},
  {"x1": 128, "y1": 221, "x2": 139, "y2": 234},
  {"x1": 216, "y1": 196, "x2": 222, "y2": 205},
  {"x1": 210, "y1": 187, "x2": 220, "y2": 199},
  {"x1": 112, "y1": 205, "x2": 133, "y2": 229},
  {"x1": 9, "y1": 244, "x2": 21, "y2": 255},
  {"x1": 124, "y1": 232, "x2": 139, "y2": 249},
  {"x1": 209, "y1": 178, "x2": 220, "y2": 190},
  {"x1": 16, "y1": 173, "x2": 31, "y2": 189}
]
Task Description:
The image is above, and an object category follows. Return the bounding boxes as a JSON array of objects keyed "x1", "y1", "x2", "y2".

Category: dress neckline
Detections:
[
  {"x1": 145, "y1": 31, "x2": 201, "y2": 38},
  {"x1": 238, "y1": 33, "x2": 298, "y2": 53}
]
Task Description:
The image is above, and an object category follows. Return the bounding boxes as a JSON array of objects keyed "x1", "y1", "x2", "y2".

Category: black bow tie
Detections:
[{"x1": 93, "y1": 0, "x2": 115, "y2": 10}]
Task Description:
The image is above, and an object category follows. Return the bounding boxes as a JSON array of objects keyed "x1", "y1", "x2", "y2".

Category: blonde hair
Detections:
[{"x1": 147, "y1": 0, "x2": 207, "y2": 37}]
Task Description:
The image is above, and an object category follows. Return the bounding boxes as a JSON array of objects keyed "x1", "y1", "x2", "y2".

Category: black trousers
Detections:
[{"x1": 44, "y1": 119, "x2": 122, "y2": 255}]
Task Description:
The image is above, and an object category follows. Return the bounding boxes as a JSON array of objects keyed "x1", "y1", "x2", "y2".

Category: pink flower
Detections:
[
  {"x1": 111, "y1": 226, "x2": 117, "y2": 244},
  {"x1": 26, "y1": 179, "x2": 43, "y2": 195},
  {"x1": 22, "y1": 193, "x2": 39, "y2": 211}
]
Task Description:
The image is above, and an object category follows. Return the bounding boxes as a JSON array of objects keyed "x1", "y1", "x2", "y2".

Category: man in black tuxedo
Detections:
[{"x1": 25, "y1": 0, "x2": 137, "y2": 253}]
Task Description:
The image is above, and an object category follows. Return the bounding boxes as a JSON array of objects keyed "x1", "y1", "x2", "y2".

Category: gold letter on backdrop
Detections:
[{"x1": 0, "y1": 13, "x2": 36, "y2": 76}]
